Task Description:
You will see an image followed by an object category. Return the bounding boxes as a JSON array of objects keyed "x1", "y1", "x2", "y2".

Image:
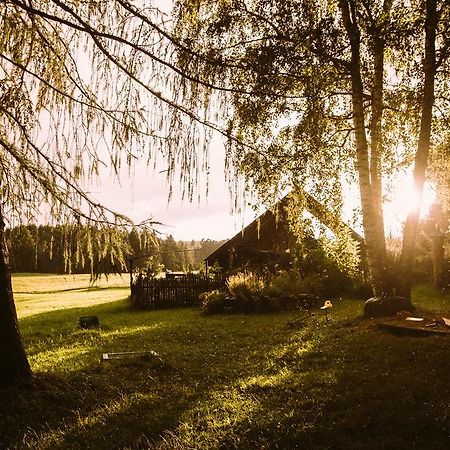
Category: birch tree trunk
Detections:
[
  {"x1": 339, "y1": 0, "x2": 388, "y2": 296},
  {"x1": 397, "y1": 0, "x2": 438, "y2": 299},
  {"x1": 0, "y1": 206, "x2": 31, "y2": 386},
  {"x1": 369, "y1": 31, "x2": 388, "y2": 291}
]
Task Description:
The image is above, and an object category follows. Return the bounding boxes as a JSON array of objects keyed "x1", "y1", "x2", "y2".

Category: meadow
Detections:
[
  {"x1": 12, "y1": 273, "x2": 129, "y2": 318},
  {"x1": 1, "y1": 275, "x2": 450, "y2": 449}
]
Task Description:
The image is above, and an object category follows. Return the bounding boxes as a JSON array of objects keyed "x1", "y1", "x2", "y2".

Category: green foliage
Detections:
[
  {"x1": 226, "y1": 271, "x2": 265, "y2": 299},
  {"x1": 300, "y1": 273, "x2": 325, "y2": 297},
  {"x1": 142, "y1": 257, "x2": 165, "y2": 278},
  {"x1": 206, "y1": 246, "x2": 368, "y2": 313},
  {"x1": 263, "y1": 270, "x2": 304, "y2": 298},
  {"x1": 263, "y1": 270, "x2": 324, "y2": 300},
  {"x1": 291, "y1": 235, "x2": 365, "y2": 298},
  {"x1": 172, "y1": 0, "x2": 450, "y2": 299},
  {"x1": 6, "y1": 225, "x2": 37, "y2": 272},
  {"x1": 129, "y1": 229, "x2": 162, "y2": 271},
  {"x1": 320, "y1": 228, "x2": 361, "y2": 278},
  {"x1": 5, "y1": 224, "x2": 132, "y2": 277},
  {"x1": 430, "y1": 141, "x2": 450, "y2": 215},
  {"x1": 1, "y1": 1, "x2": 218, "y2": 230},
  {"x1": 200, "y1": 290, "x2": 226, "y2": 314},
  {"x1": 226, "y1": 271, "x2": 266, "y2": 312},
  {"x1": 172, "y1": 0, "x2": 423, "y2": 204},
  {"x1": 224, "y1": 270, "x2": 322, "y2": 312}
]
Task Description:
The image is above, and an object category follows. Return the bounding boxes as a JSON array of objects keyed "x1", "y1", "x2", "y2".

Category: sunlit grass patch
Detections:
[
  {"x1": 12, "y1": 273, "x2": 128, "y2": 293},
  {"x1": 413, "y1": 283, "x2": 450, "y2": 311},
  {"x1": 15, "y1": 288, "x2": 130, "y2": 318},
  {"x1": 13, "y1": 273, "x2": 130, "y2": 318},
  {"x1": 26, "y1": 322, "x2": 165, "y2": 376},
  {"x1": 101, "y1": 324, "x2": 163, "y2": 340},
  {"x1": 160, "y1": 389, "x2": 261, "y2": 449},
  {"x1": 239, "y1": 367, "x2": 294, "y2": 391},
  {"x1": 270, "y1": 338, "x2": 316, "y2": 361},
  {"x1": 29, "y1": 345, "x2": 92, "y2": 373}
]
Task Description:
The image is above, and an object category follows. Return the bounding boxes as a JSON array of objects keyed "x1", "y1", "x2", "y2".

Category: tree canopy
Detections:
[
  {"x1": 1, "y1": 0, "x2": 225, "y2": 228},
  {"x1": 0, "y1": 0, "x2": 216, "y2": 385},
  {"x1": 2, "y1": 1, "x2": 450, "y2": 283},
  {"x1": 173, "y1": 0, "x2": 450, "y2": 298}
]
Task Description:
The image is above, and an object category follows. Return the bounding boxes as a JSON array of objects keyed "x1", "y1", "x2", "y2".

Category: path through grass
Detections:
[{"x1": 1, "y1": 281, "x2": 450, "y2": 449}]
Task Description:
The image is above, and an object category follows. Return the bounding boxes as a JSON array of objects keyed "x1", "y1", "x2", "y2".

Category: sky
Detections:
[{"x1": 91, "y1": 141, "x2": 255, "y2": 241}]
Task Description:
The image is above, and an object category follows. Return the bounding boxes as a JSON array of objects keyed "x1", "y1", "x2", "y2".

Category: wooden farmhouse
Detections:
[
  {"x1": 205, "y1": 191, "x2": 365, "y2": 272},
  {"x1": 205, "y1": 203, "x2": 291, "y2": 271}
]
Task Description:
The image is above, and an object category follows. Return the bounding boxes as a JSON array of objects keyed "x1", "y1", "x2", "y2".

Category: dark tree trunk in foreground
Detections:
[
  {"x1": 0, "y1": 209, "x2": 31, "y2": 386},
  {"x1": 397, "y1": 0, "x2": 438, "y2": 299}
]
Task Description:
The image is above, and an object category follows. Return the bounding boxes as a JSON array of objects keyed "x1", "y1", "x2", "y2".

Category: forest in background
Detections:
[
  {"x1": 5, "y1": 212, "x2": 449, "y2": 288},
  {"x1": 5, "y1": 225, "x2": 225, "y2": 274}
]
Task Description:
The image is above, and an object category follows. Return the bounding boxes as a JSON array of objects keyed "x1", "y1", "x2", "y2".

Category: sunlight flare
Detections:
[{"x1": 384, "y1": 175, "x2": 435, "y2": 235}]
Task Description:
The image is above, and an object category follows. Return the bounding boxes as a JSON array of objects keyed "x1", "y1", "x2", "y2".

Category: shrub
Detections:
[
  {"x1": 200, "y1": 290, "x2": 226, "y2": 314},
  {"x1": 226, "y1": 272, "x2": 267, "y2": 313},
  {"x1": 301, "y1": 273, "x2": 324, "y2": 297},
  {"x1": 261, "y1": 270, "x2": 322, "y2": 311},
  {"x1": 264, "y1": 270, "x2": 303, "y2": 298},
  {"x1": 227, "y1": 272, "x2": 265, "y2": 296}
]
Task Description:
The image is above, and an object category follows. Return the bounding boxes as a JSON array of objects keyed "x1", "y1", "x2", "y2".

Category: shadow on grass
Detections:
[
  {"x1": 1, "y1": 298, "x2": 305, "y2": 449},
  {"x1": 2, "y1": 290, "x2": 450, "y2": 449}
]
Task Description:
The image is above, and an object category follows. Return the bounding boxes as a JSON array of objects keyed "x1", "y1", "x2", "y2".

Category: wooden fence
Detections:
[{"x1": 131, "y1": 273, "x2": 226, "y2": 309}]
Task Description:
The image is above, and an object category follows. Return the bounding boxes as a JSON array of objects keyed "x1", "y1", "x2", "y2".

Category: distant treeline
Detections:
[{"x1": 6, "y1": 225, "x2": 225, "y2": 274}]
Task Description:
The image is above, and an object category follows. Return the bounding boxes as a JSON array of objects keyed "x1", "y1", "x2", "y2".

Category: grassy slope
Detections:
[{"x1": 0, "y1": 281, "x2": 450, "y2": 449}]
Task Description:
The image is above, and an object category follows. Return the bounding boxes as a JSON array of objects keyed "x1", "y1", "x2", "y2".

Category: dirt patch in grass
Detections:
[{"x1": 351, "y1": 308, "x2": 450, "y2": 335}]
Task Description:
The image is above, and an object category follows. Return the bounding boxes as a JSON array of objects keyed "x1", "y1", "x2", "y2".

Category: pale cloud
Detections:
[{"x1": 90, "y1": 144, "x2": 254, "y2": 241}]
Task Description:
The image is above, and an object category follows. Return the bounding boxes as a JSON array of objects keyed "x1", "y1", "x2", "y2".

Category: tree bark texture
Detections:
[
  {"x1": 369, "y1": 33, "x2": 387, "y2": 272},
  {"x1": 397, "y1": 0, "x2": 438, "y2": 299},
  {"x1": 0, "y1": 208, "x2": 31, "y2": 386},
  {"x1": 339, "y1": 0, "x2": 389, "y2": 296}
]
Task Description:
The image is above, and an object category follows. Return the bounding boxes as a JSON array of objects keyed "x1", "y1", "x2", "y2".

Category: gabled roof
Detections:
[
  {"x1": 205, "y1": 202, "x2": 289, "y2": 266},
  {"x1": 205, "y1": 190, "x2": 364, "y2": 266}
]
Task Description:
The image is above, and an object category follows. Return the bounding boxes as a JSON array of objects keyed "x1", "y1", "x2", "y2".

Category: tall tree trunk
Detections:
[
  {"x1": 339, "y1": 0, "x2": 388, "y2": 296},
  {"x1": 429, "y1": 202, "x2": 448, "y2": 288},
  {"x1": 397, "y1": 0, "x2": 438, "y2": 299},
  {"x1": 370, "y1": 30, "x2": 388, "y2": 290},
  {"x1": 0, "y1": 206, "x2": 31, "y2": 386},
  {"x1": 431, "y1": 232, "x2": 445, "y2": 288}
]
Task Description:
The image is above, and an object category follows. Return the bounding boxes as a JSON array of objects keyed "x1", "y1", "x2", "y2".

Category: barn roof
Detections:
[{"x1": 205, "y1": 190, "x2": 364, "y2": 268}]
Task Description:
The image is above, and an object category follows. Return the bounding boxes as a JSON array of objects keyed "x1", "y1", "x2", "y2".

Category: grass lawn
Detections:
[{"x1": 1, "y1": 279, "x2": 450, "y2": 449}]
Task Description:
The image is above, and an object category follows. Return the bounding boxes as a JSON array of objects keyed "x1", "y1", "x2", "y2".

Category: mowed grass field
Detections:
[
  {"x1": 12, "y1": 273, "x2": 130, "y2": 318},
  {"x1": 1, "y1": 276, "x2": 450, "y2": 449}
]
